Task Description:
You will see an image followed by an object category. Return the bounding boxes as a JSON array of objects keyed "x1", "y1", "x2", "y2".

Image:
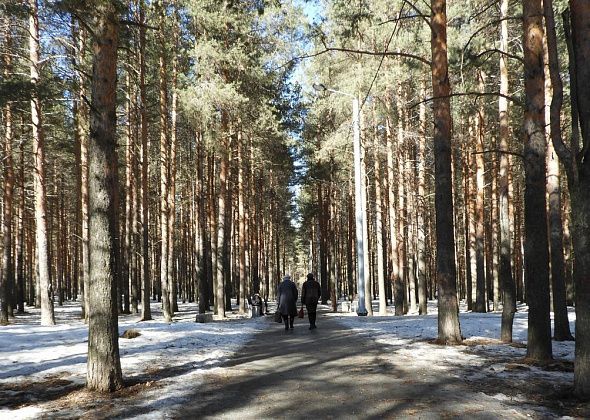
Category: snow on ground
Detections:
[
  {"x1": 0, "y1": 298, "x2": 581, "y2": 418},
  {"x1": 330, "y1": 300, "x2": 577, "y2": 414},
  {"x1": 0, "y1": 300, "x2": 268, "y2": 419}
]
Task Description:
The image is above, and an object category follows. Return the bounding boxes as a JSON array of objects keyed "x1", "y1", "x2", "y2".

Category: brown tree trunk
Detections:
[
  {"x1": 168, "y1": 10, "x2": 179, "y2": 314},
  {"x1": 0, "y1": 103, "x2": 13, "y2": 325},
  {"x1": 561, "y1": 4, "x2": 590, "y2": 398},
  {"x1": 16, "y1": 140, "x2": 25, "y2": 314},
  {"x1": 385, "y1": 109, "x2": 400, "y2": 314},
  {"x1": 431, "y1": 0, "x2": 462, "y2": 344},
  {"x1": 543, "y1": 0, "x2": 574, "y2": 342},
  {"x1": 157, "y1": 0, "x2": 172, "y2": 322},
  {"x1": 122, "y1": 68, "x2": 133, "y2": 315},
  {"x1": 396, "y1": 92, "x2": 406, "y2": 315},
  {"x1": 29, "y1": 0, "x2": 54, "y2": 326},
  {"x1": 197, "y1": 132, "x2": 210, "y2": 313},
  {"x1": 238, "y1": 131, "x2": 247, "y2": 312},
  {"x1": 86, "y1": 0, "x2": 123, "y2": 392},
  {"x1": 474, "y1": 71, "x2": 487, "y2": 313},
  {"x1": 216, "y1": 135, "x2": 229, "y2": 318},
  {"x1": 499, "y1": 0, "x2": 516, "y2": 342},
  {"x1": 417, "y1": 82, "x2": 428, "y2": 315},
  {"x1": 373, "y1": 116, "x2": 387, "y2": 315},
  {"x1": 522, "y1": 0, "x2": 552, "y2": 362},
  {"x1": 139, "y1": 0, "x2": 151, "y2": 321}
]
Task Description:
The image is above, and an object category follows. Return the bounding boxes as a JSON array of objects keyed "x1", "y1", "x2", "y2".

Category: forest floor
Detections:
[{"x1": 1, "y1": 301, "x2": 588, "y2": 419}]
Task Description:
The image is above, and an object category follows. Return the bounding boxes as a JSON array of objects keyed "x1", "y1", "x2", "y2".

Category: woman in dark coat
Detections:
[
  {"x1": 277, "y1": 275, "x2": 298, "y2": 330},
  {"x1": 301, "y1": 273, "x2": 321, "y2": 329}
]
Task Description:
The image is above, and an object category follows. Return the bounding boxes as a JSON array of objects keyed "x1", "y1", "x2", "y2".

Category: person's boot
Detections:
[
  {"x1": 284, "y1": 317, "x2": 289, "y2": 331},
  {"x1": 311, "y1": 313, "x2": 317, "y2": 329},
  {"x1": 289, "y1": 316, "x2": 294, "y2": 329}
]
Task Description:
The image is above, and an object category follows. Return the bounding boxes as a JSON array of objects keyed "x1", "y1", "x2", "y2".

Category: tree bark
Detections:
[
  {"x1": 0, "y1": 104, "x2": 13, "y2": 325},
  {"x1": 157, "y1": 0, "x2": 172, "y2": 322},
  {"x1": 522, "y1": 0, "x2": 552, "y2": 362},
  {"x1": 431, "y1": 0, "x2": 462, "y2": 344},
  {"x1": 562, "y1": 3, "x2": 590, "y2": 398},
  {"x1": 86, "y1": 0, "x2": 123, "y2": 392},
  {"x1": 168, "y1": 10, "x2": 179, "y2": 314},
  {"x1": 373, "y1": 118, "x2": 387, "y2": 315},
  {"x1": 474, "y1": 71, "x2": 487, "y2": 313},
  {"x1": 216, "y1": 136, "x2": 228, "y2": 318},
  {"x1": 29, "y1": 0, "x2": 54, "y2": 326},
  {"x1": 417, "y1": 81, "x2": 428, "y2": 315},
  {"x1": 499, "y1": 0, "x2": 516, "y2": 342},
  {"x1": 138, "y1": 0, "x2": 151, "y2": 321},
  {"x1": 543, "y1": 0, "x2": 574, "y2": 342},
  {"x1": 238, "y1": 131, "x2": 247, "y2": 313}
]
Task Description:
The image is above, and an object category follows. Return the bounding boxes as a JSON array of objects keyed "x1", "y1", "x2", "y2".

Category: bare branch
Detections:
[
  {"x1": 409, "y1": 91, "x2": 523, "y2": 109},
  {"x1": 322, "y1": 46, "x2": 430, "y2": 66},
  {"x1": 462, "y1": 16, "x2": 522, "y2": 54},
  {"x1": 472, "y1": 48, "x2": 524, "y2": 64}
]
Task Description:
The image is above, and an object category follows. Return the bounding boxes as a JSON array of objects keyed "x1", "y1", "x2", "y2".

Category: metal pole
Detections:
[{"x1": 353, "y1": 97, "x2": 367, "y2": 316}]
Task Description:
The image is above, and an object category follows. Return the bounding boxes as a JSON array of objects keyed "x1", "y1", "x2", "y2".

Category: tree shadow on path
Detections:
[{"x1": 157, "y1": 311, "x2": 549, "y2": 419}]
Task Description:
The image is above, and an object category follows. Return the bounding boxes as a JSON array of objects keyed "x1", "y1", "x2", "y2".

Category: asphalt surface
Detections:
[{"x1": 172, "y1": 309, "x2": 537, "y2": 419}]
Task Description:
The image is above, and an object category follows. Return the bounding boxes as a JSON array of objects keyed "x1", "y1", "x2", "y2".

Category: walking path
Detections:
[{"x1": 172, "y1": 309, "x2": 545, "y2": 419}]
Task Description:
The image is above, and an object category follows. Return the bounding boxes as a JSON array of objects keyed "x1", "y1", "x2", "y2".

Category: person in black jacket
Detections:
[
  {"x1": 277, "y1": 275, "x2": 298, "y2": 330},
  {"x1": 301, "y1": 273, "x2": 321, "y2": 329}
]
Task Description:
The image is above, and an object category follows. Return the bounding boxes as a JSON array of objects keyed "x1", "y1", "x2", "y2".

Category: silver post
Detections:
[
  {"x1": 312, "y1": 83, "x2": 368, "y2": 316},
  {"x1": 353, "y1": 97, "x2": 367, "y2": 316}
]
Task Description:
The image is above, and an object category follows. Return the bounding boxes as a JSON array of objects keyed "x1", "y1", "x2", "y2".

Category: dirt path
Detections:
[{"x1": 172, "y1": 311, "x2": 548, "y2": 419}]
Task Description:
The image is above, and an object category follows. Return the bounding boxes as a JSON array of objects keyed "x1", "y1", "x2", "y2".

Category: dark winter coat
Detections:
[
  {"x1": 277, "y1": 278, "x2": 298, "y2": 316},
  {"x1": 301, "y1": 279, "x2": 321, "y2": 312}
]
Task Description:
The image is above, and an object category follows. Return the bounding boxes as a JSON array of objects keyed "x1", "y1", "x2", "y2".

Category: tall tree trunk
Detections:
[
  {"x1": 139, "y1": 0, "x2": 151, "y2": 321},
  {"x1": 543, "y1": 0, "x2": 574, "y2": 342},
  {"x1": 522, "y1": 0, "x2": 552, "y2": 362},
  {"x1": 499, "y1": 0, "x2": 516, "y2": 342},
  {"x1": 122, "y1": 67, "x2": 133, "y2": 315},
  {"x1": 560, "y1": 4, "x2": 590, "y2": 398},
  {"x1": 197, "y1": 132, "x2": 209, "y2": 313},
  {"x1": 157, "y1": 0, "x2": 172, "y2": 322},
  {"x1": 374, "y1": 119, "x2": 386, "y2": 316},
  {"x1": 431, "y1": 0, "x2": 462, "y2": 343},
  {"x1": 474, "y1": 71, "x2": 487, "y2": 313},
  {"x1": 16, "y1": 140, "x2": 25, "y2": 314},
  {"x1": 0, "y1": 104, "x2": 13, "y2": 325},
  {"x1": 72, "y1": 20, "x2": 86, "y2": 319},
  {"x1": 360, "y1": 111, "x2": 372, "y2": 316},
  {"x1": 238, "y1": 132, "x2": 247, "y2": 313},
  {"x1": 417, "y1": 82, "x2": 428, "y2": 315},
  {"x1": 319, "y1": 185, "x2": 328, "y2": 304},
  {"x1": 86, "y1": 0, "x2": 123, "y2": 392},
  {"x1": 168, "y1": 10, "x2": 179, "y2": 314},
  {"x1": 396, "y1": 93, "x2": 407, "y2": 315},
  {"x1": 385, "y1": 108, "x2": 400, "y2": 314},
  {"x1": 29, "y1": 0, "x2": 54, "y2": 326},
  {"x1": 216, "y1": 137, "x2": 228, "y2": 318}
]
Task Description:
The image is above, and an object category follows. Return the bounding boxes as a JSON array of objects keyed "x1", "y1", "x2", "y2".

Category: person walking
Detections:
[
  {"x1": 277, "y1": 275, "x2": 298, "y2": 330},
  {"x1": 301, "y1": 273, "x2": 321, "y2": 329}
]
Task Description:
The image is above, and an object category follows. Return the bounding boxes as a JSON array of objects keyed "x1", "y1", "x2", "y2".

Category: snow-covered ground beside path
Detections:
[
  {"x1": 0, "y1": 301, "x2": 268, "y2": 419},
  {"x1": 330, "y1": 301, "x2": 580, "y2": 417},
  {"x1": 1, "y1": 299, "x2": 585, "y2": 418}
]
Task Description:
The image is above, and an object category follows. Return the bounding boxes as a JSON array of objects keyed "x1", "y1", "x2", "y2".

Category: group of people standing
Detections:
[{"x1": 277, "y1": 273, "x2": 321, "y2": 331}]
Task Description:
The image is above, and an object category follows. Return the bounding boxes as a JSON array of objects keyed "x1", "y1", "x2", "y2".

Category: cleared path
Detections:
[{"x1": 173, "y1": 310, "x2": 542, "y2": 419}]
